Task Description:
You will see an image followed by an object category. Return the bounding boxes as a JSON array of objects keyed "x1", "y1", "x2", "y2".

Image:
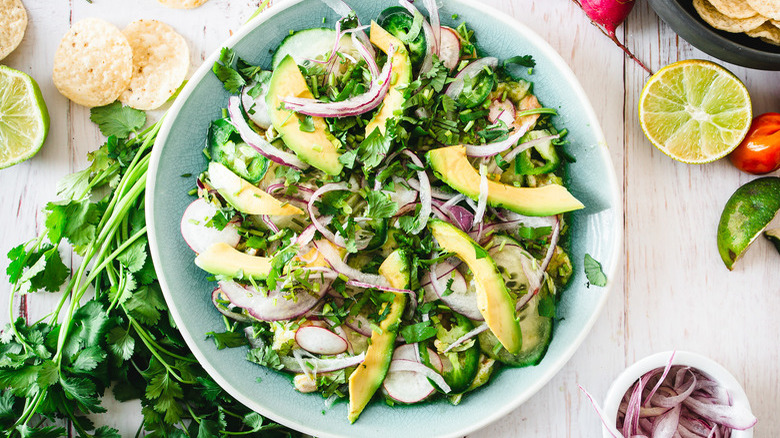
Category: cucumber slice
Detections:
[
  {"x1": 481, "y1": 234, "x2": 554, "y2": 367},
  {"x1": 422, "y1": 311, "x2": 480, "y2": 394},
  {"x1": 271, "y1": 27, "x2": 357, "y2": 70},
  {"x1": 208, "y1": 118, "x2": 269, "y2": 184}
]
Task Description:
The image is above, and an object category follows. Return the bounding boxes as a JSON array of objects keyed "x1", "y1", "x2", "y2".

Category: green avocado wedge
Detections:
[
  {"x1": 347, "y1": 249, "x2": 409, "y2": 423},
  {"x1": 427, "y1": 145, "x2": 584, "y2": 216},
  {"x1": 717, "y1": 177, "x2": 780, "y2": 270},
  {"x1": 364, "y1": 21, "x2": 412, "y2": 137},
  {"x1": 194, "y1": 242, "x2": 272, "y2": 280},
  {"x1": 429, "y1": 220, "x2": 523, "y2": 354},
  {"x1": 266, "y1": 55, "x2": 343, "y2": 175}
]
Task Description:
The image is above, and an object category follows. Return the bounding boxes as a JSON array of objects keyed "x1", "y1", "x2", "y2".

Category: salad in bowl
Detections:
[{"x1": 179, "y1": 0, "x2": 584, "y2": 424}]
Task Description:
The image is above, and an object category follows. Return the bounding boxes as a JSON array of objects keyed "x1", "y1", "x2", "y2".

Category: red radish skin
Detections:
[
  {"x1": 572, "y1": 0, "x2": 652, "y2": 74},
  {"x1": 392, "y1": 344, "x2": 443, "y2": 372},
  {"x1": 438, "y1": 27, "x2": 461, "y2": 71},
  {"x1": 295, "y1": 325, "x2": 348, "y2": 355},
  {"x1": 382, "y1": 359, "x2": 437, "y2": 404}
]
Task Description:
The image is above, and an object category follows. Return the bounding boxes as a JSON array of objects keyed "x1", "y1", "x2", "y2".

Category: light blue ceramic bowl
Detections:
[{"x1": 146, "y1": 1, "x2": 621, "y2": 436}]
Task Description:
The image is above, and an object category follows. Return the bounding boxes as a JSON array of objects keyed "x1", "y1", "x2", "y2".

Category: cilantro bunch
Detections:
[{"x1": 2, "y1": 103, "x2": 299, "y2": 438}]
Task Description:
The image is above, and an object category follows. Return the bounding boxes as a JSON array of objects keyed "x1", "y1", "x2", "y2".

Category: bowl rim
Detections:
[
  {"x1": 146, "y1": 0, "x2": 623, "y2": 436},
  {"x1": 601, "y1": 350, "x2": 754, "y2": 438},
  {"x1": 648, "y1": 0, "x2": 780, "y2": 71}
]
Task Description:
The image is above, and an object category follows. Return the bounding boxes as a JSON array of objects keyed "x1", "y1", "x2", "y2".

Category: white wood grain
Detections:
[{"x1": 1, "y1": 0, "x2": 778, "y2": 436}]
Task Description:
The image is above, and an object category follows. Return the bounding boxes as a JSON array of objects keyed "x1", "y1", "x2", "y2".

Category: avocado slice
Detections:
[
  {"x1": 266, "y1": 55, "x2": 343, "y2": 175},
  {"x1": 194, "y1": 242, "x2": 272, "y2": 280},
  {"x1": 347, "y1": 249, "x2": 409, "y2": 423},
  {"x1": 364, "y1": 21, "x2": 412, "y2": 137},
  {"x1": 427, "y1": 145, "x2": 584, "y2": 216},
  {"x1": 428, "y1": 219, "x2": 523, "y2": 354},
  {"x1": 208, "y1": 162, "x2": 303, "y2": 216}
]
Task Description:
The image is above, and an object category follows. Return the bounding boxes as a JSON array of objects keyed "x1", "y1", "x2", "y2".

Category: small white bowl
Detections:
[{"x1": 602, "y1": 351, "x2": 754, "y2": 438}]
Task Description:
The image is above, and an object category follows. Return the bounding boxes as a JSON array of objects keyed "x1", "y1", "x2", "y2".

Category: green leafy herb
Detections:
[
  {"x1": 400, "y1": 321, "x2": 437, "y2": 343},
  {"x1": 364, "y1": 191, "x2": 398, "y2": 219},
  {"x1": 503, "y1": 55, "x2": 536, "y2": 68},
  {"x1": 298, "y1": 115, "x2": 316, "y2": 133},
  {"x1": 89, "y1": 102, "x2": 146, "y2": 139},
  {"x1": 584, "y1": 254, "x2": 607, "y2": 287},
  {"x1": 212, "y1": 47, "x2": 246, "y2": 94},
  {"x1": 357, "y1": 128, "x2": 392, "y2": 170}
]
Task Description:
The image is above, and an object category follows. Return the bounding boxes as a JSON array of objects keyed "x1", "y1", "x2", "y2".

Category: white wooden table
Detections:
[{"x1": 1, "y1": 0, "x2": 779, "y2": 436}]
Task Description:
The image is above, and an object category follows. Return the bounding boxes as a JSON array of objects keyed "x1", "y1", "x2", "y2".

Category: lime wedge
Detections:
[
  {"x1": 0, "y1": 65, "x2": 49, "y2": 169},
  {"x1": 639, "y1": 60, "x2": 752, "y2": 164},
  {"x1": 717, "y1": 177, "x2": 780, "y2": 270}
]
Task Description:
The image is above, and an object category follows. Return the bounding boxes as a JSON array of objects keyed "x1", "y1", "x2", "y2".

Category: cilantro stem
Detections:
[{"x1": 126, "y1": 314, "x2": 197, "y2": 383}]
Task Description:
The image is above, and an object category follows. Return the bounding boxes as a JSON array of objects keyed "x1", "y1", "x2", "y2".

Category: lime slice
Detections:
[
  {"x1": 0, "y1": 65, "x2": 49, "y2": 169},
  {"x1": 717, "y1": 177, "x2": 780, "y2": 270},
  {"x1": 638, "y1": 60, "x2": 752, "y2": 164}
]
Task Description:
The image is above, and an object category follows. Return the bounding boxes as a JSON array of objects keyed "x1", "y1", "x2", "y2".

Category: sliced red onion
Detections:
[
  {"x1": 344, "y1": 312, "x2": 372, "y2": 337},
  {"x1": 473, "y1": 161, "x2": 488, "y2": 227},
  {"x1": 579, "y1": 385, "x2": 623, "y2": 438},
  {"x1": 218, "y1": 280, "x2": 324, "y2": 321},
  {"x1": 538, "y1": 216, "x2": 561, "y2": 274},
  {"x1": 488, "y1": 98, "x2": 516, "y2": 126},
  {"x1": 423, "y1": 0, "x2": 440, "y2": 56},
  {"x1": 444, "y1": 57, "x2": 498, "y2": 101},
  {"x1": 280, "y1": 350, "x2": 365, "y2": 373},
  {"x1": 425, "y1": 263, "x2": 482, "y2": 320},
  {"x1": 320, "y1": 0, "x2": 351, "y2": 16},
  {"x1": 346, "y1": 280, "x2": 417, "y2": 301},
  {"x1": 296, "y1": 224, "x2": 317, "y2": 247},
  {"x1": 261, "y1": 215, "x2": 280, "y2": 233},
  {"x1": 227, "y1": 96, "x2": 308, "y2": 169},
  {"x1": 442, "y1": 323, "x2": 487, "y2": 353},
  {"x1": 307, "y1": 182, "x2": 351, "y2": 247},
  {"x1": 463, "y1": 128, "x2": 524, "y2": 158},
  {"x1": 503, "y1": 133, "x2": 561, "y2": 163},
  {"x1": 313, "y1": 240, "x2": 386, "y2": 287},
  {"x1": 406, "y1": 177, "x2": 458, "y2": 200},
  {"x1": 403, "y1": 150, "x2": 431, "y2": 234},
  {"x1": 352, "y1": 33, "x2": 378, "y2": 77},
  {"x1": 283, "y1": 45, "x2": 395, "y2": 118},
  {"x1": 683, "y1": 397, "x2": 757, "y2": 431}
]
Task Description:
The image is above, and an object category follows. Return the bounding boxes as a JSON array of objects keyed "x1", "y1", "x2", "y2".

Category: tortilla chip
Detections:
[
  {"x1": 158, "y1": 0, "x2": 209, "y2": 8},
  {"x1": 0, "y1": 0, "x2": 27, "y2": 61},
  {"x1": 119, "y1": 20, "x2": 190, "y2": 110},
  {"x1": 746, "y1": 0, "x2": 780, "y2": 20},
  {"x1": 746, "y1": 22, "x2": 780, "y2": 43},
  {"x1": 694, "y1": 0, "x2": 768, "y2": 32},
  {"x1": 52, "y1": 18, "x2": 133, "y2": 107},
  {"x1": 708, "y1": 0, "x2": 758, "y2": 19},
  {"x1": 772, "y1": 19, "x2": 780, "y2": 28}
]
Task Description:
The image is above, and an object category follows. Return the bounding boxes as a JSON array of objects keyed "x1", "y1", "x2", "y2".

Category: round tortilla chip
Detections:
[
  {"x1": 746, "y1": 0, "x2": 780, "y2": 20},
  {"x1": 119, "y1": 20, "x2": 189, "y2": 110},
  {"x1": 0, "y1": 0, "x2": 28, "y2": 61},
  {"x1": 746, "y1": 22, "x2": 780, "y2": 43},
  {"x1": 694, "y1": 0, "x2": 767, "y2": 32},
  {"x1": 158, "y1": 0, "x2": 209, "y2": 8},
  {"x1": 707, "y1": 0, "x2": 758, "y2": 18},
  {"x1": 53, "y1": 18, "x2": 132, "y2": 107},
  {"x1": 772, "y1": 19, "x2": 780, "y2": 28}
]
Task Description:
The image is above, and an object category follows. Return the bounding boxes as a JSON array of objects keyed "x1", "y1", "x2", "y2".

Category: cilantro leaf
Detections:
[
  {"x1": 117, "y1": 237, "x2": 148, "y2": 273},
  {"x1": 205, "y1": 331, "x2": 249, "y2": 350},
  {"x1": 504, "y1": 55, "x2": 536, "y2": 68},
  {"x1": 400, "y1": 321, "x2": 437, "y2": 343},
  {"x1": 59, "y1": 376, "x2": 106, "y2": 413},
  {"x1": 364, "y1": 191, "x2": 398, "y2": 219},
  {"x1": 473, "y1": 242, "x2": 488, "y2": 260},
  {"x1": 298, "y1": 115, "x2": 316, "y2": 133},
  {"x1": 357, "y1": 128, "x2": 392, "y2": 170},
  {"x1": 6, "y1": 244, "x2": 27, "y2": 284},
  {"x1": 584, "y1": 253, "x2": 607, "y2": 287},
  {"x1": 338, "y1": 149, "x2": 357, "y2": 169},
  {"x1": 70, "y1": 345, "x2": 107, "y2": 374},
  {"x1": 212, "y1": 47, "x2": 246, "y2": 94},
  {"x1": 106, "y1": 326, "x2": 135, "y2": 361},
  {"x1": 90, "y1": 102, "x2": 146, "y2": 139},
  {"x1": 246, "y1": 345, "x2": 284, "y2": 370},
  {"x1": 93, "y1": 426, "x2": 121, "y2": 438},
  {"x1": 125, "y1": 285, "x2": 167, "y2": 325}
]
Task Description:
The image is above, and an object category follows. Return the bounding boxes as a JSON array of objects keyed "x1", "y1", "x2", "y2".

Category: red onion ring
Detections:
[
  {"x1": 444, "y1": 57, "x2": 498, "y2": 101},
  {"x1": 402, "y1": 150, "x2": 431, "y2": 234}
]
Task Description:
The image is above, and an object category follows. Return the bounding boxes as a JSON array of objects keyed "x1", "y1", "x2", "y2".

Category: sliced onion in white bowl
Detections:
[{"x1": 181, "y1": 199, "x2": 240, "y2": 254}]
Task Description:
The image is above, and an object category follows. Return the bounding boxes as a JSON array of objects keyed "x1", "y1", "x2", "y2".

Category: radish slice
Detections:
[
  {"x1": 438, "y1": 27, "x2": 461, "y2": 71},
  {"x1": 392, "y1": 344, "x2": 443, "y2": 372},
  {"x1": 384, "y1": 359, "x2": 452, "y2": 403},
  {"x1": 218, "y1": 280, "x2": 324, "y2": 321},
  {"x1": 295, "y1": 325, "x2": 348, "y2": 355},
  {"x1": 422, "y1": 263, "x2": 483, "y2": 321},
  {"x1": 280, "y1": 350, "x2": 365, "y2": 373},
  {"x1": 180, "y1": 199, "x2": 240, "y2": 254},
  {"x1": 241, "y1": 85, "x2": 272, "y2": 129},
  {"x1": 488, "y1": 98, "x2": 516, "y2": 126},
  {"x1": 211, "y1": 288, "x2": 252, "y2": 322}
]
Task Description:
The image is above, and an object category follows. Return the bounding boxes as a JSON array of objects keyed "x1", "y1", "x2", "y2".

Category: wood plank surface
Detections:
[{"x1": 0, "y1": 0, "x2": 778, "y2": 436}]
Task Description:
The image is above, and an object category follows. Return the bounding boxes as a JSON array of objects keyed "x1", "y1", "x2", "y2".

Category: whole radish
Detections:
[{"x1": 573, "y1": 0, "x2": 651, "y2": 74}]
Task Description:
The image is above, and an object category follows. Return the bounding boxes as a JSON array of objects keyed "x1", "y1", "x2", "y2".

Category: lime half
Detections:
[
  {"x1": 0, "y1": 66, "x2": 49, "y2": 169},
  {"x1": 639, "y1": 60, "x2": 752, "y2": 164}
]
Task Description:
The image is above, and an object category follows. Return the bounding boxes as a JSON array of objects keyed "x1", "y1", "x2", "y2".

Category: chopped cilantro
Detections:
[{"x1": 584, "y1": 254, "x2": 608, "y2": 287}]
